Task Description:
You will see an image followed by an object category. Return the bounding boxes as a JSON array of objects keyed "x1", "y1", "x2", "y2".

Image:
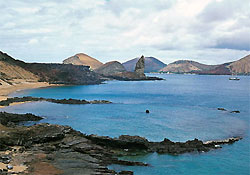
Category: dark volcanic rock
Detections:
[
  {"x1": 218, "y1": 108, "x2": 227, "y2": 111},
  {"x1": 134, "y1": 55, "x2": 145, "y2": 77},
  {"x1": 0, "y1": 112, "x2": 43, "y2": 126},
  {"x1": 0, "y1": 113, "x2": 243, "y2": 174},
  {"x1": 123, "y1": 56, "x2": 166, "y2": 73},
  {"x1": 22, "y1": 63, "x2": 103, "y2": 85},
  {"x1": 106, "y1": 72, "x2": 163, "y2": 81},
  {"x1": 0, "y1": 123, "x2": 150, "y2": 174},
  {"x1": 94, "y1": 56, "x2": 164, "y2": 81},
  {"x1": 86, "y1": 134, "x2": 242, "y2": 155},
  {"x1": 230, "y1": 110, "x2": 240, "y2": 113},
  {"x1": 0, "y1": 96, "x2": 112, "y2": 106},
  {"x1": 119, "y1": 170, "x2": 134, "y2": 175}
]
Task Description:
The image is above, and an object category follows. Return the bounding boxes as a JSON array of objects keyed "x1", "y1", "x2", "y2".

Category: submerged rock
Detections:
[
  {"x1": 217, "y1": 108, "x2": 227, "y2": 111},
  {"x1": 119, "y1": 170, "x2": 134, "y2": 175},
  {"x1": 230, "y1": 110, "x2": 240, "y2": 113}
]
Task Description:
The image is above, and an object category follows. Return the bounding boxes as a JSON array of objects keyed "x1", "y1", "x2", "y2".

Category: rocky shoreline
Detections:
[
  {"x1": 0, "y1": 112, "x2": 242, "y2": 175},
  {"x1": 0, "y1": 97, "x2": 112, "y2": 107}
]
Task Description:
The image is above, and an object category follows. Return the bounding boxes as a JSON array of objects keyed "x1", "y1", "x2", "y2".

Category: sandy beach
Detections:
[{"x1": 0, "y1": 79, "x2": 57, "y2": 101}]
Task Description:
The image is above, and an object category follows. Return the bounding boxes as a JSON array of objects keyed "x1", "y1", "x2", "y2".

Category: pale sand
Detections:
[
  {"x1": 0, "y1": 79, "x2": 59, "y2": 104},
  {"x1": 0, "y1": 162, "x2": 27, "y2": 174}
]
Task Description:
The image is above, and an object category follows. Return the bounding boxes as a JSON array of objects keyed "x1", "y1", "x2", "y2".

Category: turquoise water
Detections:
[{"x1": 2, "y1": 74, "x2": 250, "y2": 174}]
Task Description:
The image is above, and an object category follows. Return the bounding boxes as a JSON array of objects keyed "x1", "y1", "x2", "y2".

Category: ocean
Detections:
[{"x1": 2, "y1": 74, "x2": 250, "y2": 174}]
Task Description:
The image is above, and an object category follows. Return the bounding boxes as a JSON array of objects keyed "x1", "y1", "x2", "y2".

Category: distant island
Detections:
[
  {"x1": 159, "y1": 55, "x2": 250, "y2": 75},
  {"x1": 62, "y1": 52, "x2": 250, "y2": 75}
]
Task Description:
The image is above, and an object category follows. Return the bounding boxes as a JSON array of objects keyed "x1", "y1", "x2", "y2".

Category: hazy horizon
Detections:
[{"x1": 1, "y1": 0, "x2": 250, "y2": 64}]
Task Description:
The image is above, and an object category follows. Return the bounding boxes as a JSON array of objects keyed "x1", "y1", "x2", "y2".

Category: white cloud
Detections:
[
  {"x1": 28, "y1": 38, "x2": 39, "y2": 45},
  {"x1": 0, "y1": 0, "x2": 249, "y2": 64}
]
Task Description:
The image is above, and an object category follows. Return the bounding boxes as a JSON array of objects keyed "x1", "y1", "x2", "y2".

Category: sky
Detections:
[{"x1": 0, "y1": 0, "x2": 249, "y2": 65}]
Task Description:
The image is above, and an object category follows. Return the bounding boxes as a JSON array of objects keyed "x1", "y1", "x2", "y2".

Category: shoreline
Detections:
[
  {"x1": 0, "y1": 116, "x2": 242, "y2": 174},
  {"x1": 0, "y1": 80, "x2": 61, "y2": 102}
]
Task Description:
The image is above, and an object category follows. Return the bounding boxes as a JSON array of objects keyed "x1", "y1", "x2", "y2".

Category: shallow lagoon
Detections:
[{"x1": 2, "y1": 74, "x2": 250, "y2": 174}]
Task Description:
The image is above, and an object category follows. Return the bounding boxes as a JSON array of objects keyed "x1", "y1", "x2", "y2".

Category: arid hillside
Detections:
[
  {"x1": 0, "y1": 51, "x2": 103, "y2": 85},
  {"x1": 0, "y1": 51, "x2": 38, "y2": 81},
  {"x1": 227, "y1": 55, "x2": 250, "y2": 74},
  {"x1": 63, "y1": 53, "x2": 103, "y2": 70},
  {"x1": 94, "y1": 61, "x2": 126, "y2": 76},
  {"x1": 160, "y1": 55, "x2": 250, "y2": 75},
  {"x1": 160, "y1": 60, "x2": 217, "y2": 73}
]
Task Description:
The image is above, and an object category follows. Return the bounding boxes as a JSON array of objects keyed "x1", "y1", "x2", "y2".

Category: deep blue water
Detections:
[{"x1": 1, "y1": 74, "x2": 250, "y2": 174}]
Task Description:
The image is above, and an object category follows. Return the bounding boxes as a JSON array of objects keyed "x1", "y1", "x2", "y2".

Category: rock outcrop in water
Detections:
[
  {"x1": 0, "y1": 112, "x2": 43, "y2": 126},
  {"x1": 0, "y1": 112, "x2": 242, "y2": 174},
  {"x1": 0, "y1": 96, "x2": 112, "y2": 106},
  {"x1": 123, "y1": 56, "x2": 166, "y2": 73},
  {"x1": 134, "y1": 55, "x2": 145, "y2": 77},
  {"x1": 85, "y1": 134, "x2": 242, "y2": 155},
  {"x1": 94, "y1": 56, "x2": 162, "y2": 81}
]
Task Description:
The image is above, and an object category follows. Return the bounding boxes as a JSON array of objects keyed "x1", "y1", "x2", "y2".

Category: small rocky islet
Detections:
[
  {"x1": 0, "y1": 96, "x2": 112, "y2": 107},
  {"x1": 0, "y1": 111, "x2": 242, "y2": 175}
]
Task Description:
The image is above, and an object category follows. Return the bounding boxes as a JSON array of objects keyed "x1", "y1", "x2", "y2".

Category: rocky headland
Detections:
[
  {"x1": 0, "y1": 112, "x2": 242, "y2": 175},
  {"x1": 0, "y1": 97, "x2": 112, "y2": 107}
]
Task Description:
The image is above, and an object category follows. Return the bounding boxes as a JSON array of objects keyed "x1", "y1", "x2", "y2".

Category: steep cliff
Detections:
[{"x1": 134, "y1": 55, "x2": 146, "y2": 77}]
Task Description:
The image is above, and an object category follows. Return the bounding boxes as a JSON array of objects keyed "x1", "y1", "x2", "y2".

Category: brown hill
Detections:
[
  {"x1": 160, "y1": 60, "x2": 217, "y2": 73},
  {"x1": 0, "y1": 51, "x2": 103, "y2": 85},
  {"x1": 227, "y1": 55, "x2": 250, "y2": 74},
  {"x1": 63, "y1": 53, "x2": 103, "y2": 70},
  {"x1": 0, "y1": 51, "x2": 38, "y2": 81},
  {"x1": 94, "y1": 61, "x2": 126, "y2": 76},
  {"x1": 198, "y1": 63, "x2": 232, "y2": 75}
]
